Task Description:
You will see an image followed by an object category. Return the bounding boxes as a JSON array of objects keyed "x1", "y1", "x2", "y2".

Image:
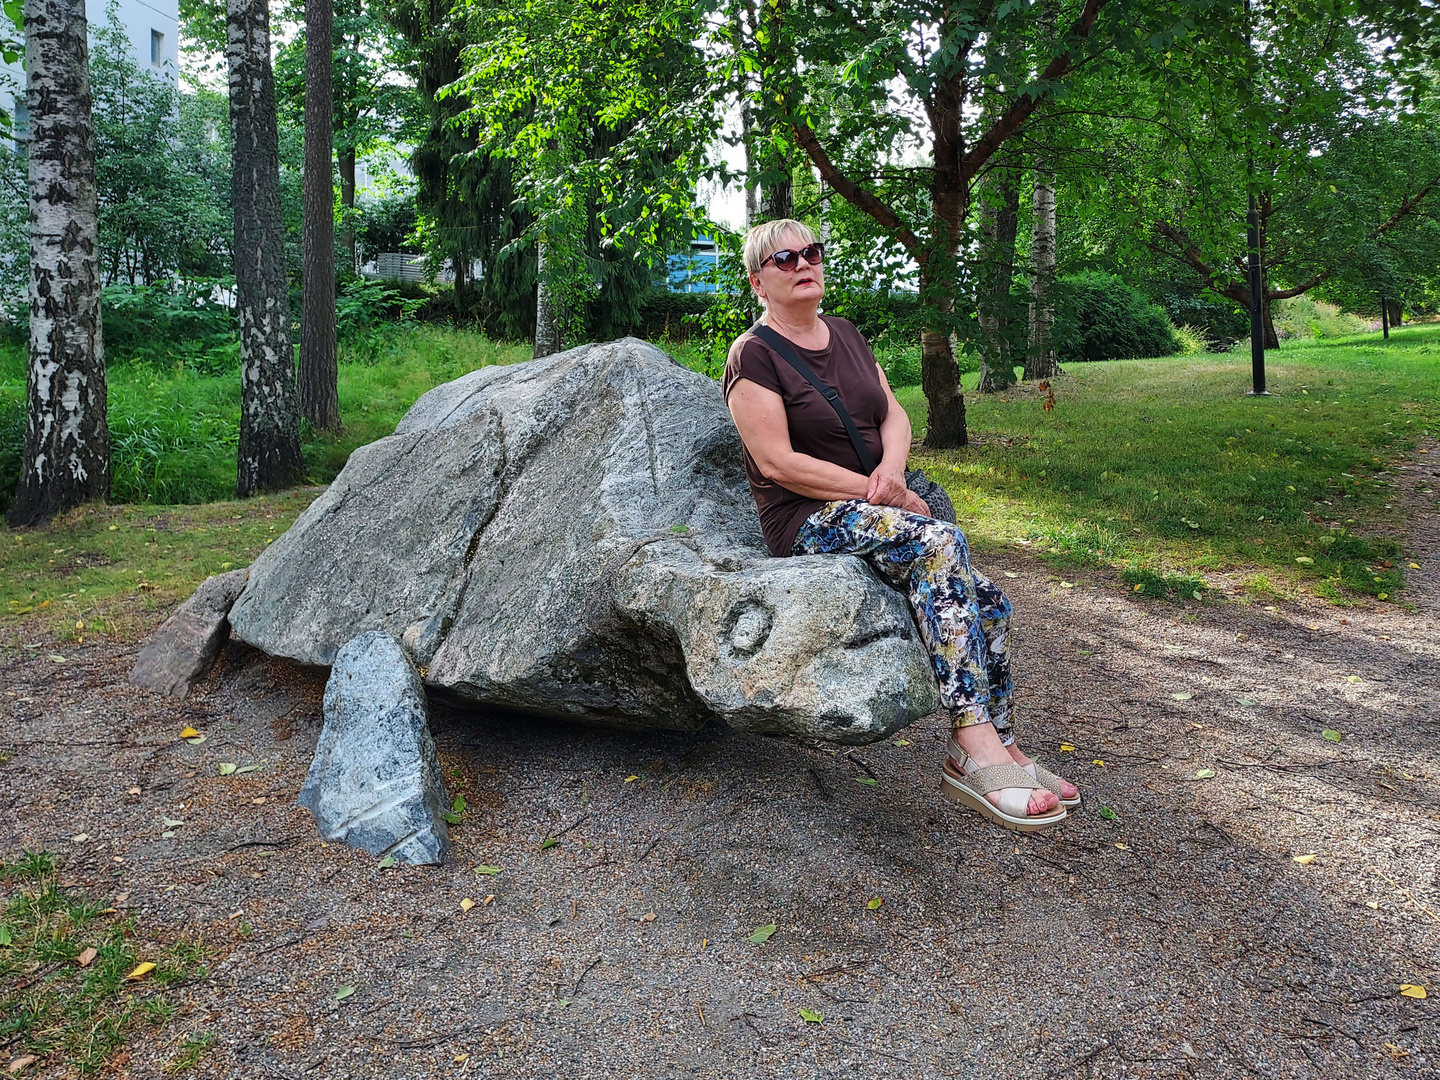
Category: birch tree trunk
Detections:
[
  {"x1": 533, "y1": 239, "x2": 561, "y2": 358},
  {"x1": 7, "y1": 0, "x2": 108, "y2": 527},
  {"x1": 229, "y1": 0, "x2": 303, "y2": 496},
  {"x1": 976, "y1": 164, "x2": 1020, "y2": 393},
  {"x1": 1025, "y1": 161, "x2": 1059, "y2": 380},
  {"x1": 300, "y1": 0, "x2": 339, "y2": 431}
]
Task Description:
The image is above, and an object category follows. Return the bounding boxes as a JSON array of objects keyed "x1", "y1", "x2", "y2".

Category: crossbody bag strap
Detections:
[{"x1": 750, "y1": 322, "x2": 878, "y2": 475}]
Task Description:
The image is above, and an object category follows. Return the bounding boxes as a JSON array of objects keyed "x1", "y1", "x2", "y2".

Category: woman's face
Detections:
[{"x1": 750, "y1": 232, "x2": 825, "y2": 310}]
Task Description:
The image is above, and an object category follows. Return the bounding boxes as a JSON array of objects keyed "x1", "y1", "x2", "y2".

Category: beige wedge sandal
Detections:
[
  {"x1": 949, "y1": 738, "x2": 1081, "y2": 810},
  {"x1": 940, "y1": 758, "x2": 1068, "y2": 832}
]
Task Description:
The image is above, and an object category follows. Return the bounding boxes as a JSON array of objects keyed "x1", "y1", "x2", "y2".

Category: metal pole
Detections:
[{"x1": 1245, "y1": 0, "x2": 1269, "y2": 396}]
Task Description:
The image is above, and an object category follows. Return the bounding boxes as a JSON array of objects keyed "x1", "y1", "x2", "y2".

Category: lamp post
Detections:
[{"x1": 1246, "y1": 0, "x2": 1269, "y2": 396}]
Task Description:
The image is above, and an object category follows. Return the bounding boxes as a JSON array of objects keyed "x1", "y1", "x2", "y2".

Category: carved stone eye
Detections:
[{"x1": 727, "y1": 601, "x2": 773, "y2": 657}]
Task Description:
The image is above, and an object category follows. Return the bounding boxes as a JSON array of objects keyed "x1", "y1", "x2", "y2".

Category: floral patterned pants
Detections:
[{"x1": 792, "y1": 499, "x2": 1015, "y2": 743}]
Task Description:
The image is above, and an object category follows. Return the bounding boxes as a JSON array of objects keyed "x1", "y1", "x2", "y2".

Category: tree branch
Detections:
[
  {"x1": 961, "y1": 0, "x2": 1110, "y2": 181},
  {"x1": 1151, "y1": 218, "x2": 1247, "y2": 304},
  {"x1": 789, "y1": 117, "x2": 924, "y2": 258}
]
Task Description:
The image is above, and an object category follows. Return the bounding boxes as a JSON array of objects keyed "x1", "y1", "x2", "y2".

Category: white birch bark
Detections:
[
  {"x1": 533, "y1": 239, "x2": 563, "y2": 358},
  {"x1": 228, "y1": 0, "x2": 302, "y2": 496},
  {"x1": 7, "y1": 0, "x2": 107, "y2": 526},
  {"x1": 1025, "y1": 164, "x2": 1059, "y2": 380}
]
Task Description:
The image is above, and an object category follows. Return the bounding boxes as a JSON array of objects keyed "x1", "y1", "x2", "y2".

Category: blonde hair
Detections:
[{"x1": 741, "y1": 218, "x2": 818, "y2": 276}]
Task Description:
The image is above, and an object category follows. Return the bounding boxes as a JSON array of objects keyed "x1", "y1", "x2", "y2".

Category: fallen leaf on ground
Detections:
[
  {"x1": 1345, "y1": 675, "x2": 1362, "y2": 684},
  {"x1": 539, "y1": 837, "x2": 559, "y2": 850},
  {"x1": 1098, "y1": 807, "x2": 1117, "y2": 821},
  {"x1": 377, "y1": 855, "x2": 397, "y2": 869},
  {"x1": 1059, "y1": 581, "x2": 1074, "y2": 589},
  {"x1": 854, "y1": 777, "x2": 878, "y2": 786},
  {"x1": 184, "y1": 734, "x2": 206, "y2": 744},
  {"x1": 623, "y1": 775, "x2": 639, "y2": 782},
  {"x1": 162, "y1": 818, "x2": 184, "y2": 828},
  {"x1": 1410, "y1": 562, "x2": 1421, "y2": 569},
  {"x1": 6, "y1": 1056, "x2": 37, "y2": 1074},
  {"x1": 178, "y1": 727, "x2": 200, "y2": 739},
  {"x1": 235, "y1": 763, "x2": 264, "y2": 774},
  {"x1": 460, "y1": 898, "x2": 475, "y2": 912},
  {"x1": 1172, "y1": 692, "x2": 1193, "y2": 701},
  {"x1": 335, "y1": 985, "x2": 355, "y2": 1001},
  {"x1": 893, "y1": 739, "x2": 910, "y2": 746},
  {"x1": 799, "y1": 1008, "x2": 823, "y2": 1023},
  {"x1": 474, "y1": 865, "x2": 501, "y2": 876},
  {"x1": 46, "y1": 654, "x2": 66, "y2": 663},
  {"x1": 1292, "y1": 853, "x2": 1317, "y2": 865},
  {"x1": 866, "y1": 896, "x2": 883, "y2": 910},
  {"x1": 1003, "y1": 571, "x2": 1018, "y2": 578},
  {"x1": 1322, "y1": 729, "x2": 1344, "y2": 742},
  {"x1": 126, "y1": 962, "x2": 156, "y2": 980},
  {"x1": 1400, "y1": 984, "x2": 1427, "y2": 999},
  {"x1": 127, "y1": 787, "x2": 140, "y2": 795},
  {"x1": 75, "y1": 947, "x2": 97, "y2": 967},
  {"x1": 1367, "y1": 901, "x2": 1379, "y2": 910},
  {"x1": 1092, "y1": 759, "x2": 1106, "y2": 768},
  {"x1": 1383, "y1": 1043, "x2": 1410, "y2": 1059},
  {"x1": 217, "y1": 763, "x2": 237, "y2": 776},
  {"x1": 1059, "y1": 742, "x2": 1076, "y2": 752},
  {"x1": 484, "y1": 895, "x2": 494, "y2": 904},
  {"x1": 641, "y1": 912, "x2": 656, "y2": 922},
  {"x1": 1235, "y1": 696, "x2": 1257, "y2": 707},
  {"x1": 1195, "y1": 769, "x2": 1216, "y2": 779},
  {"x1": 1114, "y1": 843, "x2": 1130, "y2": 850},
  {"x1": 1295, "y1": 556, "x2": 1313, "y2": 565},
  {"x1": 70, "y1": 833, "x2": 89, "y2": 843},
  {"x1": 748, "y1": 923, "x2": 777, "y2": 944}
]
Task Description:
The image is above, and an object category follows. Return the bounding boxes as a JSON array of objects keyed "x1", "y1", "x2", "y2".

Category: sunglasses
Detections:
[{"x1": 760, "y1": 242, "x2": 825, "y2": 272}]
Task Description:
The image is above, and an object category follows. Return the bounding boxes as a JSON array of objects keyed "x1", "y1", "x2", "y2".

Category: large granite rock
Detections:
[
  {"x1": 130, "y1": 568, "x2": 249, "y2": 697},
  {"x1": 299, "y1": 631, "x2": 451, "y2": 865},
  {"x1": 228, "y1": 338, "x2": 938, "y2": 743}
]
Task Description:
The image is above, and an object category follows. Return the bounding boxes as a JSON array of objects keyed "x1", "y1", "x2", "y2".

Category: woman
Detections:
[{"x1": 722, "y1": 219, "x2": 1079, "y2": 832}]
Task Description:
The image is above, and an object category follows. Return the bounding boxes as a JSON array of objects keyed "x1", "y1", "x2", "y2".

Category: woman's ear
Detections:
[{"x1": 749, "y1": 271, "x2": 766, "y2": 303}]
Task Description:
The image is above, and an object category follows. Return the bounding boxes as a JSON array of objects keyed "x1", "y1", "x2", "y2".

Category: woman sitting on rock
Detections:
[{"x1": 722, "y1": 218, "x2": 1079, "y2": 832}]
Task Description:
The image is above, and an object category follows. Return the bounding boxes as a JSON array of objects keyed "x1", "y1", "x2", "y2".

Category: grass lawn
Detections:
[
  {"x1": 2, "y1": 324, "x2": 1435, "y2": 651},
  {"x1": 899, "y1": 323, "x2": 1440, "y2": 603}
]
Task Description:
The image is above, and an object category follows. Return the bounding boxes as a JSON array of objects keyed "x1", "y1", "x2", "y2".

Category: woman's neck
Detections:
[{"x1": 763, "y1": 303, "x2": 823, "y2": 342}]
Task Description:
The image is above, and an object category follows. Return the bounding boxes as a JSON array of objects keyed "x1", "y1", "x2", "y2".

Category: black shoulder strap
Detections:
[{"x1": 750, "y1": 321, "x2": 878, "y2": 475}]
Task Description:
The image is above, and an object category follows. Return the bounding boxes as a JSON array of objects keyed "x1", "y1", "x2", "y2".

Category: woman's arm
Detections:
[{"x1": 727, "y1": 378, "x2": 871, "y2": 502}]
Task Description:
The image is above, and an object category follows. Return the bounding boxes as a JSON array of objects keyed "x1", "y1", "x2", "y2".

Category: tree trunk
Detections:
[
  {"x1": 300, "y1": 0, "x2": 339, "y2": 431},
  {"x1": 228, "y1": 0, "x2": 303, "y2": 497},
  {"x1": 1261, "y1": 291, "x2": 1278, "y2": 350},
  {"x1": 976, "y1": 165, "x2": 1019, "y2": 393},
  {"x1": 919, "y1": 266, "x2": 967, "y2": 447},
  {"x1": 338, "y1": 144, "x2": 356, "y2": 270},
  {"x1": 1025, "y1": 160, "x2": 1059, "y2": 380},
  {"x1": 1387, "y1": 298, "x2": 1401, "y2": 327},
  {"x1": 759, "y1": 150, "x2": 792, "y2": 221},
  {"x1": 7, "y1": 0, "x2": 107, "y2": 526},
  {"x1": 534, "y1": 239, "x2": 561, "y2": 358}
]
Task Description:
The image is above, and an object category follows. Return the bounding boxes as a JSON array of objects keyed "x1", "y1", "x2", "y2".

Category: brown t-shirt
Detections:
[{"x1": 722, "y1": 316, "x2": 888, "y2": 557}]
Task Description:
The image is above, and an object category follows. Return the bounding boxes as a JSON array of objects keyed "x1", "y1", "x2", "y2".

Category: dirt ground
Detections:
[{"x1": 3, "y1": 451, "x2": 1438, "y2": 1079}]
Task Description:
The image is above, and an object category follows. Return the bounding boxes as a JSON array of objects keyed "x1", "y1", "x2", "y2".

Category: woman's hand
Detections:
[
  {"x1": 866, "y1": 467, "x2": 909, "y2": 507},
  {"x1": 902, "y1": 490, "x2": 931, "y2": 516}
]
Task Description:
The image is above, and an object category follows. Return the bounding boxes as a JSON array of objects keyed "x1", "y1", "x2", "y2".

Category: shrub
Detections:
[
  {"x1": 1171, "y1": 324, "x2": 1209, "y2": 356},
  {"x1": 1159, "y1": 291, "x2": 1249, "y2": 350},
  {"x1": 1055, "y1": 272, "x2": 1180, "y2": 362},
  {"x1": 1272, "y1": 295, "x2": 1368, "y2": 340},
  {"x1": 102, "y1": 280, "x2": 238, "y2": 372}
]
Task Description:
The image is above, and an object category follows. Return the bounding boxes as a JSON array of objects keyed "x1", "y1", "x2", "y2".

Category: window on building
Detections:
[{"x1": 151, "y1": 30, "x2": 163, "y2": 67}]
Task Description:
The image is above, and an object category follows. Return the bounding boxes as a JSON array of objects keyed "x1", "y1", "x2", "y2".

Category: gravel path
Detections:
[{"x1": 3, "y1": 447, "x2": 1438, "y2": 1079}]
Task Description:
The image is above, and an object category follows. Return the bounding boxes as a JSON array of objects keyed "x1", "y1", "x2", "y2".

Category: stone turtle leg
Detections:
[
  {"x1": 129, "y1": 568, "x2": 252, "y2": 698},
  {"x1": 298, "y1": 631, "x2": 452, "y2": 865}
]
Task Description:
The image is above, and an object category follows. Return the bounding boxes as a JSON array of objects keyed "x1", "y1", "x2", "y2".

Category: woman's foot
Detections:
[
  {"x1": 949, "y1": 724, "x2": 1058, "y2": 817},
  {"x1": 1006, "y1": 744, "x2": 1079, "y2": 804}
]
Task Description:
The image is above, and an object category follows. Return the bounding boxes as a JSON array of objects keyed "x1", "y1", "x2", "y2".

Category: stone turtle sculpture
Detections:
[{"x1": 228, "y1": 338, "x2": 939, "y2": 743}]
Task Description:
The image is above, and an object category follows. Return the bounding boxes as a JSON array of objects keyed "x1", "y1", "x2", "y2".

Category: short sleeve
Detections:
[{"x1": 722, "y1": 334, "x2": 785, "y2": 402}]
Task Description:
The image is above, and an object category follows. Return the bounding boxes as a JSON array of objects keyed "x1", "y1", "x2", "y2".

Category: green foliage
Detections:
[
  {"x1": 1158, "y1": 292, "x2": 1250, "y2": 351},
  {"x1": 1055, "y1": 272, "x2": 1180, "y2": 363},
  {"x1": 100, "y1": 281, "x2": 238, "y2": 373},
  {"x1": 1169, "y1": 324, "x2": 1209, "y2": 356},
  {"x1": 355, "y1": 195, "x2": 421, "y2": 257},
  {"x1": 1122, "y1": 564, "x2": 1208, "y2": 602},
  {"x1": 1272, "y1": 296, "x2": 1369, "y2": 341}
]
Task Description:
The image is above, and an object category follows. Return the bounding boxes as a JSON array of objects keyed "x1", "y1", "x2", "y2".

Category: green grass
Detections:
[
  {"x1": 897, "y1": 323, "x2": 1440, "y2": 602},
  {"x1": 0, "y1": 326, "x2": 533, "y2": 509},
  {"x1": 0, "y1": 851, "x2": 207, "y2": 1073}
]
